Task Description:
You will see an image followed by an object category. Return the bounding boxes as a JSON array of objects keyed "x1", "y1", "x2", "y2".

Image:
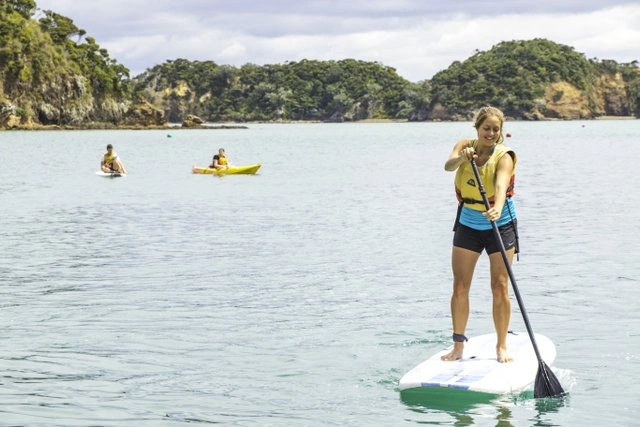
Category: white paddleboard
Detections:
[
  {"x1": 399, "y1": 332, "x2": 556, "y2": 395},
  {"x1": 96, "y1": 171, "x2": 126, "y2": 178}
]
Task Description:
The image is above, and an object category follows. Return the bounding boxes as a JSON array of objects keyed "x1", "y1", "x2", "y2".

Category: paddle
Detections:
[{"x1": 469, "y1": 158, "x2": 565, "y2": 398}]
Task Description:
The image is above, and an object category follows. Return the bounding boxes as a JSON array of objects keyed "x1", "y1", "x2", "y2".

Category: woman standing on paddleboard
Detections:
[{"x1": 442, "y1": 106, "x2": 518, "y2": 363}]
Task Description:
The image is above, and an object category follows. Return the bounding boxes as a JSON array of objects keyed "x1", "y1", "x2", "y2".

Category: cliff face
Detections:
[
  {"x1": 533, "y1": 74, "x2": 631, "y2": 120},
  {"x1": 0, "y1": 58, "x2": 167, "y2": 129},
  {"x1": 540, "y1": 81, "x2": 591, "y2": 119},
  {"x1": 591, "y1": 72, "x2": 631, "y2": 116},
  {"x1": 0, "y1": 79, "x2": 166, "y2": 129}
]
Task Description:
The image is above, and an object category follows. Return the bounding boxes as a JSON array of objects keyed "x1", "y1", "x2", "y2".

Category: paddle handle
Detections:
[{"x1": 469, "y1": 158, "x2": 546, "y2": 364}]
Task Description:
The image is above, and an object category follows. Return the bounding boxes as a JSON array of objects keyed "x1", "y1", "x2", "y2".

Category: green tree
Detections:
[{"x1": 2, "y1": 0, "x2": 36, "y2": 19}]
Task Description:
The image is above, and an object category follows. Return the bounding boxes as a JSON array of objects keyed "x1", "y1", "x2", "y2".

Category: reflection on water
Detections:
[
  {"x1": 532, "y1": 396, "x2": 570, "y2": 425},
  {"x1": 400, "y1": 389, "x2": 512, "y2": 426},
  {"x1": 400, "y1": 387, "x2": 499, "y2": 412},
  {"x1": 400, "y1": 387, "x2": 572, "y2": 427}
]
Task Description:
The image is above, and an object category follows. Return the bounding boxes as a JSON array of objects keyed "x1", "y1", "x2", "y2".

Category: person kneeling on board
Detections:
[
  {"x1": 209, "y1": 148, "x2": 229, "y2": 170},
  {"x1": 442, "y1": 106, "x2": 518, "y2": 363},
  {"x1": 101, "y1": 144, "x2": 127, "y2": 174}
]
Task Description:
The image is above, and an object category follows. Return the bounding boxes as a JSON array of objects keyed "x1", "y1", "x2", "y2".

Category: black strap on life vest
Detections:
[
  {"x1": 506, "y1": 201, "x2": 520, "y2": 260},
  {"x1": 452, "y1": 201, "x2": 464, "y2": 232}
]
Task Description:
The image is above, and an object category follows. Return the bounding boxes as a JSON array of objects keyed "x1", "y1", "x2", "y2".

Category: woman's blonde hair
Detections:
[{"x1": 473, "y1": 106, "x2": 505, "y2": 144}]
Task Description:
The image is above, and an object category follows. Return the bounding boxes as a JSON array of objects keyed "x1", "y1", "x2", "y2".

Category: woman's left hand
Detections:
[{"x1": 483, "y1": 208, "x2": 501, "y2": 222}]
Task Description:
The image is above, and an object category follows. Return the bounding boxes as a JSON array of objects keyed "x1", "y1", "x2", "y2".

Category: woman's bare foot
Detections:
[
  {"x1": 496, "y1": 345, "x2": 513, "y2": 363},
  {"x1": 441, "y1": 342, "x2": 464, "y2": 361}
]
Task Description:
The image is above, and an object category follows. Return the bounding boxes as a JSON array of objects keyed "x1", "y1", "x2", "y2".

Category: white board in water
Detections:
[
  {"x1": 96, "y1": 171, "x2": 125, "y2": 178},
  {"x1": 399, "y1": 332, "x2": 556, "y2": 395}
]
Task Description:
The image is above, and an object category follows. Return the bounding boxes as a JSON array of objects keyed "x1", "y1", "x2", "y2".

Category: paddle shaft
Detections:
[{"x1": 469, "y1": 158, "x2": 546, "y2": 365}]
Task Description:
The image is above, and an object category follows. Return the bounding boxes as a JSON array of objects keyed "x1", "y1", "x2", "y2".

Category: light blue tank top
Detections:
[{"x1": 459, "y1": 198, "x2": 516, "y2": 230}]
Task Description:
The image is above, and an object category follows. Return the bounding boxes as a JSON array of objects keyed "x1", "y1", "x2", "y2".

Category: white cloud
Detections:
[{"x1": 218, "y1": 43, "x2": 248, "y2": 61}]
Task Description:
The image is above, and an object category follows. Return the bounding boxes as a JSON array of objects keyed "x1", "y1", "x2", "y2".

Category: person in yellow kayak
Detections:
[
  {"x1": 100, "y1": 144, "x2": 127, "y2": 174},
  {"x1": 209, "y1": 148, "x2": 229, "y2": 170}
]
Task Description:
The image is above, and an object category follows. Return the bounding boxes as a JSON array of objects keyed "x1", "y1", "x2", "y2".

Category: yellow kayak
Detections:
[{"x1": 192, "y1": 164, "x2": 261, "y2": 175}]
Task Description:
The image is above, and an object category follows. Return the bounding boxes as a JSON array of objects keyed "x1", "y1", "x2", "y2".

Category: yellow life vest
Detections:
[
  {"x1": 103, "y1": 151, "x2": 117, "y2": 166},
  {"x1": 454, "y1": 141, "x2": 516, "y2": 211},
  {"x1": 218, "y1": 155, "x2": 228, "y2": 166}
]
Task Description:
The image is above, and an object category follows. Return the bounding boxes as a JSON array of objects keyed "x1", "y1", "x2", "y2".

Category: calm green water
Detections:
[{"x1": 1, "y1": 121, "x2": 639, "y2": 426}]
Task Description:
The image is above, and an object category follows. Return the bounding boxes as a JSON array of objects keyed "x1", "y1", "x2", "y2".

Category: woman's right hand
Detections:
[{"x1": 459, "y1": 146, "x2": 476, "y2": 161}]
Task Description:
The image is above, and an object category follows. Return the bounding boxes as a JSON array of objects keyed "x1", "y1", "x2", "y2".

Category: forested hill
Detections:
[
  {"x1": 1, "y1": 0, "x2": 639, "y2": 128},
  {"x1": 428, "y1": 39, "x2": 640, "y2": 120},
  {"x1": 134, "y1": 58, "x2": 420, "y2": 123},
  {"x1": 0, "y1": 0, "x2": 164, "y2": 128}
]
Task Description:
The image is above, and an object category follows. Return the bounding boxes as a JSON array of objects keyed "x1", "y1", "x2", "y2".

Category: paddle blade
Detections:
[{"x1": 534, "y1": 361, "x2": 565, "y2": 398}]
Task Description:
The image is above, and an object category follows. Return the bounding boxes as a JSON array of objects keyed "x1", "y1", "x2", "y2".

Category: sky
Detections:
[{"x1": 34, "y1": 0, "x2": 640, "y2": 82}]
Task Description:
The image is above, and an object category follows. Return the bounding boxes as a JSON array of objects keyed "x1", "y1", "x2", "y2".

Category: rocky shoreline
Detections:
[
  {"x1": 1, "y1": 116, "x2": 636, "y2": 131},
  {"x1": 1, "y1": 108, "x2": 636, "y2": 131}
]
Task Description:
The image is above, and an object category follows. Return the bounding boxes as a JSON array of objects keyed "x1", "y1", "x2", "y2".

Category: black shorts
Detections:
[{"x1": 453, "y1": 220, "x2": 518, "y2": 254}]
